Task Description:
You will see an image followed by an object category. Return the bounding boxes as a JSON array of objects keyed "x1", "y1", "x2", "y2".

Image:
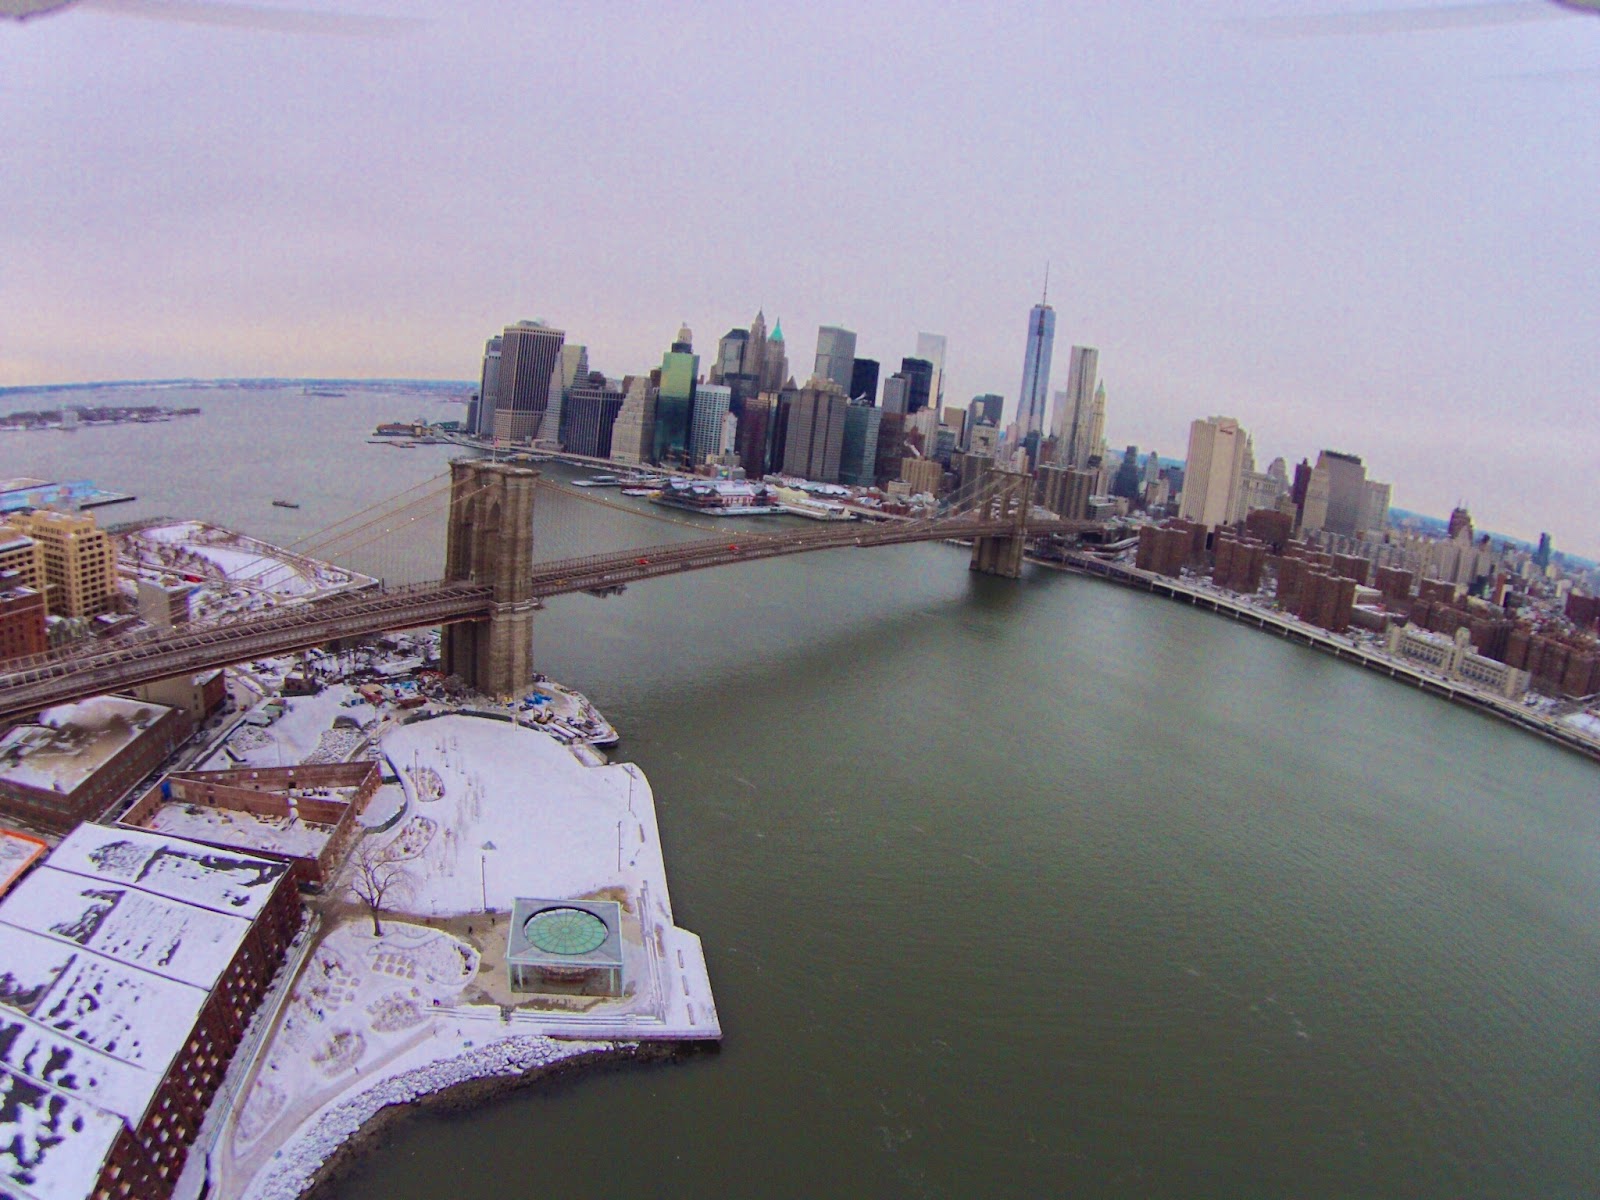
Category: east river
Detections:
[{"x1": 5, "y1": 385, "x2": 1600, "y2": 1198}]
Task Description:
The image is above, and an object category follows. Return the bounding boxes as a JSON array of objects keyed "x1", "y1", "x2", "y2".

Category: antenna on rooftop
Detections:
[{"x1": 1042, "y1": 261, "x2": 1050, "y2": 306}]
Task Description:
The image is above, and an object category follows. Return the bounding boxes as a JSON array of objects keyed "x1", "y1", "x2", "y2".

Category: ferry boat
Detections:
[
  {"x1": 571, "y1": 474, "x2": 622, "y2": 488},
  {"x1": 272, "y1": 499, "x2": 301, "y2": 509}
]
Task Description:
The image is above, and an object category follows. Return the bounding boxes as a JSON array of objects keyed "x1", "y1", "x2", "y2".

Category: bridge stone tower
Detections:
[
  {"x1": 441, "y1": 459, "x2": 539, "y2": 697},
  {"x1": 968, "y1": 468, "x2": 1032, "y2": 579}
]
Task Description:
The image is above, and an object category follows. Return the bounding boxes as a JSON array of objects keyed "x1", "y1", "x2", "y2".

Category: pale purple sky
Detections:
[{"x1": 2, "y1": 2, "x2": 1596, "y2": 551}]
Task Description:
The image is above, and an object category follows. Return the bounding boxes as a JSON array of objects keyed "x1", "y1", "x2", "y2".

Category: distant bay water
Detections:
[{"x1": 7, "y1": 383, "x2": 1598, "y2": 1199}]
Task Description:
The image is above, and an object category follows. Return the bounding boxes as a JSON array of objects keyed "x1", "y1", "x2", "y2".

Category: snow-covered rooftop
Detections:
[
  {"x1": 0, "y1": 1066, "x2": 125, "y2": 1200},
  {"x1": 0, "y1": 920, "x2": 201, "y2": 1126},
  {"x1": 0, "y1": 863, "x2": 256, "y2": 990},
  {"x1": 142, "y1": 802, "x2": 335, "y2": 860},
  {"x1": 0, "y1": 825, "x2": 294, "y2": 1199},
  {"x1": 45, "y1": 823, "x2": 290, "y2": 920},
  {"x1": 0, "y1": 696, "x2": 175, "y2": 796},
  {"x1": 124, "y1": 520, "x2": 372, "y2": 599},
  {"x1": 0, "y1": 829, "x2": 47, "y2": 898}
]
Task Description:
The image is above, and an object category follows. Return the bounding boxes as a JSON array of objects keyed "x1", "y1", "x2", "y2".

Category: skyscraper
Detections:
[
  {"x1": 544, "y1": 343, "x2": 587, "y2": 447},
  {"x1": 747, "y1": 309, "x2": 769, "y2": 386},
  {"x1": 1112, "y1": 446, "x2": 1142, "y2": 501},
  {"x1": 1058, "y1": 346, "x2": 1098, "y2": 467},
  {"x1": 712, "y1": 329, "x2": 748, "y2": 385},
  {"x1": 769, "y1": 387, "x2": 796, "y2": 474},
  {"x1": 849, "y1": 357, "x2": 879, "y2": 406},
  {"x1": 494, "y1": 321, "x2": 564, "y2": 443},
  {"x1": 1290, "y1": 458, "x2": 1313, "y2": 526},
  {"x1": 915, "y1": 332, "x2": 947, "y2": 411},
  {"x1": 689, "y1": 383, "x2": 732, "y2": 468},
  {"x1": 1047, "y1": 390, "x2": 1069, "y2": 446},
  {"x1": 813, "y1": 326, "x2": 857, "y2": 393},
  {"x1": 474, "y1": 335, "x2": 502, "y2": 437},
  {"x1": 839, "y1": 402, "x2": 882, "y2": 487},
  {"x1": 873, "y1": 411, "x2": 908, "y2": 487},
  {"x1": 1178, "y1": 416, "x2": 1251, "y2": 529},
  {"x1": 969, "y1": 393, "x2": 1002, "y2": 428},
  {"x1": 651, "y1": 324, "x2": 699, "y2": 466},
  {"x1": 1533, "y1": 531, "x2": 1553, "y2": 570},
  {"x1": 782, "y1": 379, "x2": 850, "y2": 482},
  {"x1": 881, "y1": 374, "x2": 910, "y2": 414},
  {"x1": 563, "y1": 379, "x2": 626, "y2": 459},
  {"x1": 713, "y1": 325, "x2": 761, "y2": 410},
  {"x1": 899, "y1": 357, "x2": 934, "y2": 414},
  {"x1": 1301, "y1": 451, "x2": 1368, "y2": 536},
  {"x1": 760, "y1": 320, "x2": 789, "y2": 392},
  {"x1": 1016, "y1": 294, "x2": 1055, "y2": 447},
  {"x1": 1360, "y1": 479, "x2": 1393, "y2": 535},
  {"x1": 609, "y1": 374, "x2": 656, "y2": 465},
  {"x1": 735, "y1": 393, "x2": 775, "y2": 478}
]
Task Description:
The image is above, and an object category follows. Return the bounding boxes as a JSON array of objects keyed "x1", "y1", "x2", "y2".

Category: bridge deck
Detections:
[{"x1": 0, "y1": 515, "x2": 1096, "y2": 723}]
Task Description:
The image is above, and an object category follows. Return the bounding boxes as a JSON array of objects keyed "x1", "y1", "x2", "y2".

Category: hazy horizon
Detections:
[{"x1": 3, "y1": 1, "x2": 1595, "y2": 553}]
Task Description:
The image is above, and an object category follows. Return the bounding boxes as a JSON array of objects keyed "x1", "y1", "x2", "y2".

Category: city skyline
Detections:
[{"x1": 2, "y1": 2, "x2": 1596, "y2": 553}]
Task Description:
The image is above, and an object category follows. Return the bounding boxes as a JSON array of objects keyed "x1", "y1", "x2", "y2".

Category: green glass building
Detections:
[{"x1": 652, "y1": 324, "x2": 699, "y2": 467}]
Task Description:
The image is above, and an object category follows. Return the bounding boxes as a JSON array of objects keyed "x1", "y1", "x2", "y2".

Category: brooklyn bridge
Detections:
[{"x1": 0, "y1": 460, "x2": 1102, "y2": 723}]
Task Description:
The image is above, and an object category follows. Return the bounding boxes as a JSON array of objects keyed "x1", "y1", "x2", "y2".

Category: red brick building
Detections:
[
  {"x1": 0, "y1": 823, "x2": 301, "y2": 1200},
  {"x1": 0, "y1": 696, "x2": 193, "y2": 833},
  {"x1": 1297, "y1": 571, "x2": 1358, "y2": 633},
  {"x1": 121, "y1": 760, "x2": 381, "y2": 888},
  {"x1": 1243, "y1": 508, "x2": 1293, "y2": 552},
  {"x1": 1212, "y1": 535, "x2": 1267, "y2": 594},
  {"x1": 1330, "y1": 553, "x2": 1370, "y2": 587},
  {"x1": 1374, "y1": 565, "x2": 1415, "y2": 608},
  {"x1": 0, "y1": 578, "x2": 46, "y2": 664},
  {"x1": 1565, "y1": 592, "x2": 1600, "y2": 631}
]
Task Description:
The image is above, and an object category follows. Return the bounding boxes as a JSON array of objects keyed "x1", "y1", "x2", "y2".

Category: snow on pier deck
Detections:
[{"x1": 210, "y1": 711, "x2": 716, "y2": 1200}]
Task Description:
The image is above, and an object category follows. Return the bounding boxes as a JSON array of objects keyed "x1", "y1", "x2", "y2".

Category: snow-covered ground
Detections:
[
  {"x1": 376, "y1": 715, "x2": 716, "y2": 1032},
  {"x1": 118, "y1": 520, "x2": 375, "y2": 626},
  {"x1": 208, "y1": 711, "x2": 716, "y2": 1200},
  {"x1": 1561, "y1": 711, "x2": 1600, "y2": 741},
  {"x1": 200, "y1": 684, "x2": 372, "y2": 770},
  {"x1": 457, "y1": 678, "x2": 619, "y2": 746},
  {"x1": 129, "y1": 521, "x2": 368, "y2": 598},
  {"x1": 356, "y1": 783, "x2": 406, "y2": 829}
]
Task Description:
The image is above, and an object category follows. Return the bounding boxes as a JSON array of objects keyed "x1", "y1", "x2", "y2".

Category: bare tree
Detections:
[{"x1": 347, "y1": 837, "x2": 413, "y2": 936}]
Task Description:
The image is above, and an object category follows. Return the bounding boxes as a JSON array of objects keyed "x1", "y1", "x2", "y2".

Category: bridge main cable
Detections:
[{"x1": 288, "y1": 472, "x2": 453, "y2": 552}]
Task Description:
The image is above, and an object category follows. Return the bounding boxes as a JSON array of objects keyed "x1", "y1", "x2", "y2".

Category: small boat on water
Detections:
[{"x1": 272, "y1": 499, "x2": 301, "y2": 509}]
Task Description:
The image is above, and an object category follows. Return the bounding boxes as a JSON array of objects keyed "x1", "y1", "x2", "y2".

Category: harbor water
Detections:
[{"x1": 5, "y1": 385, "x2": 1598, "y2": 1198}]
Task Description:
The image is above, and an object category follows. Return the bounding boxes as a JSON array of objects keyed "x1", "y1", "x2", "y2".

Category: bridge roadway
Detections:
[{"x1": 0, "y1": 513, "x2": 1096, "y2": 723}]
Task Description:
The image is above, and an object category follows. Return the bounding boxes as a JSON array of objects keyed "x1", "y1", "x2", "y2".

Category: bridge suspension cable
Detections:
[
  {"x1": 287, "y1": 473, "x2": 452, "y2": 553},
  {"x1": 302, "y1": 479, "x2": 495, "y2": 569},
  {"x1": 294, "y1": 478, "x2": 458, "y2": 561},
  {"x1": 939, "y1": 464, "x2": 1011, "y2": 518}
]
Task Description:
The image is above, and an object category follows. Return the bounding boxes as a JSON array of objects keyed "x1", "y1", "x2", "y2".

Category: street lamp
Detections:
[{"x1": 479, "y1": 839, "x2": 496, "y2": 911}]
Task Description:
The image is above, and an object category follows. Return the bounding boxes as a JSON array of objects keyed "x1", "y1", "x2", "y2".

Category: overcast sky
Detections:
[{"x1": 2, "y1": 1, "x2": 1596, "y2": 550}]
